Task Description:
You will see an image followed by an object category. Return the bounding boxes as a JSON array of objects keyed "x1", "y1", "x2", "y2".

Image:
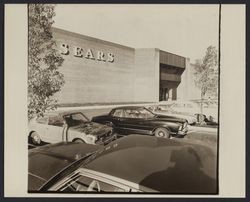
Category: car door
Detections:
[
  {"x1": 109, "y1": 109, "x2": 125, "y2": 129},
  {"x1": 31, "y1": 116, "x2": 50, "y2": 142},
  {"x1": 119, "y1": 109, "x2": 152, "y2": 135},
  {"x1": 46, "y1": 115, "x2": 65, "y2": 143}
]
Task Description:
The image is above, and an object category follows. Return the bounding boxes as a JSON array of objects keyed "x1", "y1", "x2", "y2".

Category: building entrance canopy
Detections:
[{"x1": 159, "y1": 51, "x2": 186, "y2": 101}]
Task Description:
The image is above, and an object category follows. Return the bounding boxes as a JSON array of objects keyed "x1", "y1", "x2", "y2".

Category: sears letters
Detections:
[{"x1": 60, "y1": 43, "x2": 114, "y2": 63}]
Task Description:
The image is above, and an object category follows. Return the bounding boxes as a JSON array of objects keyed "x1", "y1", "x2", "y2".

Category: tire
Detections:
[
  {"x1": 154, "y1": 128, "x2": 170, "y2": 138},
  {"x1": 73, "y1": 138, "x2": 85, "y2": 143},
  {"x1": 30, "y1": 132, "x2": 41, "y2": 145}
]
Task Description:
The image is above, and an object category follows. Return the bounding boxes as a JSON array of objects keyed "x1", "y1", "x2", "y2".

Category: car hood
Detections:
[
  {"x1": 154, "y1": 114, "x2": 187, "y2": 124},
  {"x1": 69, "y1": 122, "x2": 112, "y2": 137}
]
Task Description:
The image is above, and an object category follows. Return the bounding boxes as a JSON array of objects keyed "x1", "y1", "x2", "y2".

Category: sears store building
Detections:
[{"x1": 53, "y1": 27, "x2": 189, "y2": 105}]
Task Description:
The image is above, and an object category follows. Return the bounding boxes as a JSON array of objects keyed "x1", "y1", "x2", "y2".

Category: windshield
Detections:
[
  {"x1": 140, "y1": 108, "x2": 155, "y2": 116},
  {"x1": 64, "y1": 113, "x2": 90, "y2": 127}
]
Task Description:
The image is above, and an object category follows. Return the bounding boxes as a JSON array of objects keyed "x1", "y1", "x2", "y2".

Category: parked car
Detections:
[
  {"x1": 91, "y1": 106, "x2": 188, "y2": 138},
  {"x1": 146, "y1": 105, "x2": 197, "y2": 125},
  {"x1": 28, "y1": 110, "x2": 116, "y2": 145},
  {"x1": 28, "y1": 135, "x2": 217, "y2": 193},
  {"x1": 158, "y1": 101, "x2": 218, "y2": 125},
  {"x1": 28, "y1": 141, "x2": 102, "y2": 191}
]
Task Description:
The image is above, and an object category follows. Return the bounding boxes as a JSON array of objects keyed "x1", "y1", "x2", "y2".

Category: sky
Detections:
[{"x1": 54, "y1": 4, "x2": 219, "y2": 63}]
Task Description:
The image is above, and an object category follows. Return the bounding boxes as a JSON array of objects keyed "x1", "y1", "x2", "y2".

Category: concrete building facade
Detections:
[
  {"x1": 178, "y1": 58, "x2": 201, "y2": 101},
  {"x1": 52, "y1": 27, "x2": 188, "y2": 105}
]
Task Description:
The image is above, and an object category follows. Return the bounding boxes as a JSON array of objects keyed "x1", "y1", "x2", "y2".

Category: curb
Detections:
[{"x1": 188, "y1": 125, "x2": 218, "y2": 133}]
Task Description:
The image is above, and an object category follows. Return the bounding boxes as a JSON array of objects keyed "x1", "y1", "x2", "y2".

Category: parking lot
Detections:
[
  {"x1": 29, "y1": 107, "x2": 218, "y2": 152},
  {"x1": 27, "y1": 106, "x2": 218, "y2": 193}
]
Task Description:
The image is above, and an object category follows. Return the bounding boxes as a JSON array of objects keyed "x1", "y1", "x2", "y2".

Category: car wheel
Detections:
[
  {"x1": 30, "y1": 132, "x2": 41, "y2": 145},
  {"x1": 73, "y1": 138, "x2": 85, "y2": 143},
  {"x1": 154, "y1": 128, "x2": 170, "y2": 138}
]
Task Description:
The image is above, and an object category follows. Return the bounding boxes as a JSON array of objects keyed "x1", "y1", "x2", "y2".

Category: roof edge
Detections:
[{"x1": 52, "y1": 27, "x2": 135, "y2": 51}]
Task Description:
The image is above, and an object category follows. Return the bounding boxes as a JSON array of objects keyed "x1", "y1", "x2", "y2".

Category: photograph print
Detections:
[{"x1": 28, "y1": 4, "x2": 219, "y2": 194}]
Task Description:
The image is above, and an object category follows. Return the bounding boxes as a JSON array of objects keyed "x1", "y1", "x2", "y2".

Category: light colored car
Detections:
[
  {"x1": 158, "y1": 101, "x2": 218, "y2": 123},
  {"x1": 28, "y1": 110, "x2": 116, "y2": 145},
  {"x1": 146, "y1": 105, "x2": 197, "y2": 125}
]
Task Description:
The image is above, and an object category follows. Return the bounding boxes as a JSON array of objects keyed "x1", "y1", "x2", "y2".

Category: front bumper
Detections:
[
  {"x1": 95, "y1": 133, "x2": 117, "y2": 145},
  {"x1": 177, "y1": 126, "x2": 188, "y2": 136}
]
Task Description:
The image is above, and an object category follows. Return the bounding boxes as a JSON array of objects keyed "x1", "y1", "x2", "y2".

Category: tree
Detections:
[
  {"x1": 28, "y1": 4, "x2": 65, "y2": 120},
  {"x1": 193, "y1": 46, "x2": 218, "y2": 113}
]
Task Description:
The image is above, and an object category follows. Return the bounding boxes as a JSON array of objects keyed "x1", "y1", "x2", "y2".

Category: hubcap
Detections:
[
  {"x1": 33, "y1": 135, "x2": 39, "y2": 142},
  {"x1": 158, "y1": 131, "x2": 165, "y2": 137},
  {"x1": 32, "y1": 133, "x2": 40, "y2": 144}
]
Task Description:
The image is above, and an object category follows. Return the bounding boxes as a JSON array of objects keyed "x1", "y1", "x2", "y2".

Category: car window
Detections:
[
  {"x1": 71, "y1": 113, "x2": 89, "y2": 122},
  {"x1": 64, "y1": 113, "x2": 89, "y2": 127},
  {"x1": 59, "y1": 175, "x2": 92, "y2": 192},
  {"x1": 58, "y1": 174, "x2": 125, "y2": 192},
  {"x1": 174, "y1": 103, "x2": 183, "y2": 108},
  {"x1": 123, "y1": 108, "x2": 154, "y2": 119},
  {"x1": 36, "y1": 116, "x2": 49, "y2": 124},
  {"x1": 123, "y1": 109, "x2": 137, "y2": 118},
  {"x1": 48, "y1": 116, "x2": 64, "y2": 127},
  {"x1": 137, "y1": 108, "x2": 155, "y2": 118},
  {"x1": 158, "y1": 105, "x2": 172, "y2": 111},
  {"x1": 112, "y1": 109, "x2": 123, "y2": 118}
]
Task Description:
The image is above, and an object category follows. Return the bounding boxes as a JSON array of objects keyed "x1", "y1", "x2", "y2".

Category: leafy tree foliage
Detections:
[
  {"x1": 28, "y1": 4, "x2": 65, "y2": 120},
  {"x1": 193, "y1": 46, "x2": 218, "y2": 115},
  {"x1": 193, "y1": 46, "x2": 218, "y2": 101}
]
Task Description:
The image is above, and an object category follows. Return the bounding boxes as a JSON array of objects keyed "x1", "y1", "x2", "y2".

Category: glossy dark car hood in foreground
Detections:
[
  {"x1": 28, "y1": 142, "x2": 102, "y2": 191},
  {"x1": 69, "y1": 122, "x2": 112, "y2": 137},
  {"x1": 83, "y1": 135, "x2": 217, "y2": 194},
  {"x1": 29, "y1": 135, "x2": 217, "y2": 194}
]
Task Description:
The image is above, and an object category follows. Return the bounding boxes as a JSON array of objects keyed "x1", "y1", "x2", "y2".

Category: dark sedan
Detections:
[
  {"x1": 28, "y1": 135, "x2": 217, "y2": 193},
  {"x1": 91, "y1": 106, "x2": 188, "y2": 138}
]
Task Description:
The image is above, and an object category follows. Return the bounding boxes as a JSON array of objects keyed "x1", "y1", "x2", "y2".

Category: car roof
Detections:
[{"x1": 83, "y1": 135, "x2": 217, "y2": 193}]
